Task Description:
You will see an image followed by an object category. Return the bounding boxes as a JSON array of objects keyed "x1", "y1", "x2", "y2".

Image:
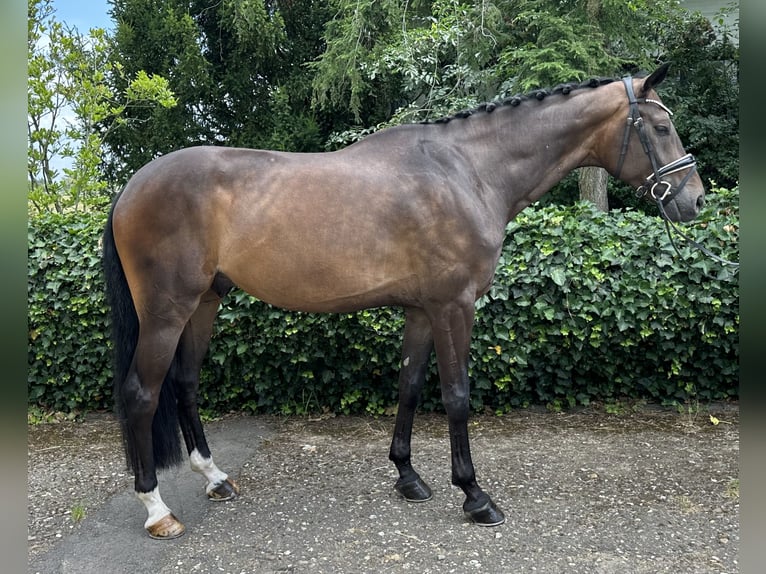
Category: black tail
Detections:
[{"x1": 103, "y1": 193, "x2": 184, "y2": 471}]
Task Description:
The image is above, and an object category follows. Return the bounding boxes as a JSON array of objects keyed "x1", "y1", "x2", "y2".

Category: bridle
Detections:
[
  {"x1": 614, "y1": 75, "x2": 697, "y2": 206},
  {"x1": 615, "y1": 75, "x2": 738, "y2": 271}
]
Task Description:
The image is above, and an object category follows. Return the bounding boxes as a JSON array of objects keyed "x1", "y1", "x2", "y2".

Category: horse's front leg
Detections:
[
  {"x1": 389, "y1": 307, "x2": 434, "y2": 502},
  {"x1": 429, "y1": 297, "x2": 506, "y2": 526}
]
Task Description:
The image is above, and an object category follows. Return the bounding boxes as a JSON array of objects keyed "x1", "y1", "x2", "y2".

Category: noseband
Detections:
[{"x1": 614, "y1": 76, "x2": 697, "y2": 205}]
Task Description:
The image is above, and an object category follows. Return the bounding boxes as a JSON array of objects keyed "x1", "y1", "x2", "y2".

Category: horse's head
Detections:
[{"x1": 607, "y1": 63, "x2": 705, "y2": 222}]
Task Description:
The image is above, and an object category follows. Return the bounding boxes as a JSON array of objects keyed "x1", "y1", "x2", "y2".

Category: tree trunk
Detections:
[{"x1": 578, "y1": 166, "x2": 609, "y2": 212}]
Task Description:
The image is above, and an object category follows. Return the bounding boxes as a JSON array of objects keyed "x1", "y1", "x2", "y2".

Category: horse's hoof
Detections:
[
  {"x1": 394, "y1": 477, "x2": 433, "y2": 502},
  {"x1": 146, "y1": 513, "x2": 186, "y2": 540},
  {"x1": 208, "y1": 477, "x2": 240, "y2": 501},
  {"x1": 464, "y1": 499, "x2": 506, "y2": 527}
]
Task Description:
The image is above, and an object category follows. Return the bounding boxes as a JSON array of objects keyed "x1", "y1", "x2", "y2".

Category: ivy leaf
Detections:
[{"x1": 549, "y1": 267, "x2": 567, "y2": 287}]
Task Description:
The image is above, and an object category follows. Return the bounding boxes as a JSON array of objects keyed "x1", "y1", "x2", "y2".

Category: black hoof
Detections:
[
  {"x1": 464, "y1": 499, "x2": 506, "y2": 527},
  {"x1": 394, "y1": 477, "x2": 433, "y2": 502}
]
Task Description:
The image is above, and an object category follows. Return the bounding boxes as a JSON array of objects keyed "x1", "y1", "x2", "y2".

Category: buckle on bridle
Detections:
[{"x1": 650, "y1": 181, "x2": 672, "y2": 202}]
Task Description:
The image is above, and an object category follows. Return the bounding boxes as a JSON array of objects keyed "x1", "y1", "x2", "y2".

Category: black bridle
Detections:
[
  {"x1": 615, "y1": 76, "x2": 738, "y2": 271},
  {"x1": 615, "y1": 76, "x2": 698, "y2": 205}
]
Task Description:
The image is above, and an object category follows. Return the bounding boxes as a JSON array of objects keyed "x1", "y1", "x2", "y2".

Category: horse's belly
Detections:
[{"x1": 219, "y1": 243, "x2": 419, "y2": 313}]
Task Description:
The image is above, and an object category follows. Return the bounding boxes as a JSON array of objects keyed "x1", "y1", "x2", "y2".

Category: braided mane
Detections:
[{"x1": 421, "y1": 76, "x2": 618, "y2": 125}]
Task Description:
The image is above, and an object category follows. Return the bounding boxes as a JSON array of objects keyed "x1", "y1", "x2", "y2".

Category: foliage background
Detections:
[{"x1": 28, "y1": 187, "x2": 739, "y2": 416}]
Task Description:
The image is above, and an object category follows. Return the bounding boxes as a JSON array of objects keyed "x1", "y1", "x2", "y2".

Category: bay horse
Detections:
[{"x1": 103, "y1": 63, "x2": 704, "y2": 539}]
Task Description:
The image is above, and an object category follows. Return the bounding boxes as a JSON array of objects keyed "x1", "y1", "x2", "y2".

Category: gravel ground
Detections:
[{"x1": 28, "y1": 404, "x2": 739, "y2": 574}]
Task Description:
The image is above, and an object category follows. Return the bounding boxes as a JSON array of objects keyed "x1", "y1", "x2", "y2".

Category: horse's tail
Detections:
[{"x1": 103, "y1": 193, "x2": 184, "y2": 471}]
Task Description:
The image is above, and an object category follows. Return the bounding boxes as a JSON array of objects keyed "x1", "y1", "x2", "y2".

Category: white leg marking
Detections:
[
  {"x1": 136, "y1": 487, "x2": 171, "y2": 529},
  {"x1": 189, "y1": 448, "x2": 229, "y2": 494}
]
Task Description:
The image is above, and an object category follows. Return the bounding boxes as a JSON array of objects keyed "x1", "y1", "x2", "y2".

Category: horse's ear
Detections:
[{"x1": 639, "y1": 62, "x2": 671, "y2": 96}]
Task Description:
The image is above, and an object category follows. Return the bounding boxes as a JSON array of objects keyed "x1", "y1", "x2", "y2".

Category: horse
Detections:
[{"x1": 102, "y1": 63, "x2": 704, "y2": 539}]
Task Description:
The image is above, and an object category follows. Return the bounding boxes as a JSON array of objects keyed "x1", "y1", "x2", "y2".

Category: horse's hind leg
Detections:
[
  {"x1": 175, "y1": 285, "x2": 240, "y2": 501},
  {"x1": 389, "y1": 307, "x2": 435, "y2": 502},
  {"x1": 122, "y1": 312, "x2": 192, "y2": 540}
]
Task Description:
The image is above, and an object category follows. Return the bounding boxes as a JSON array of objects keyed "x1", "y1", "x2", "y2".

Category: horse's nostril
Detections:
[{"x1": 696, "y1": 195, "x2": 705, "y2": 210}]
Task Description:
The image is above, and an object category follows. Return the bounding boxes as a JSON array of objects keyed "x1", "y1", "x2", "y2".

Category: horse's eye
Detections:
[{"x1": 655, "y1": 125, "x2": 670, "y2": 135}]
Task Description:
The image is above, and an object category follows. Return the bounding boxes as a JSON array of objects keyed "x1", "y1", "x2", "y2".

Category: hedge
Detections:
[{"x1": 28, "y1": 187, "x2": 739, "y2": 415}]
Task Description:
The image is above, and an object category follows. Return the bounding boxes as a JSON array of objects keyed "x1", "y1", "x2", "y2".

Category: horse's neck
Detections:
[{"x1": 453, "y1": 90, "x2": 620, "y2": 222}]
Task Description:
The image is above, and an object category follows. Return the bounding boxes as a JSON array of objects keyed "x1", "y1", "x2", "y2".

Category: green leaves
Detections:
[
  {"x1": 549, "y1": 267, "x2": 567, "y2": 288},
  {"x1": 476, "y1": 188, "x2": 739, "y2": 410},
  {"x1": 125, "y1": 71, "x2": 177, "y2": 109},
  {"x1": 28, "y1": 211, "x2": 112, "y2": 412}
]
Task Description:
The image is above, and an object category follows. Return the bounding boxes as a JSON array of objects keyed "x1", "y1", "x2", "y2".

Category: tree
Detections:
[
  {"x1": 578, "y1": 167, "x2": 609, "y2": 212},
  {"x1": 102, "y1": 0, "x2": 215, "y2": 183},
  {"x1": 310, "y1": 0, "x2": 665, "y2": 132},
  {"x1": 310, "y1": 0, "x2": 406, "y2": 128},
  {"x1": 27, "y1": 0, "x2": 177, "y2": 214},
  {"x1": 104, "y1": 0, "x2": 332, "y2": 183},
  {"x1": 659, "y1": 5, "x2": 739, "y2": 189},
  {"x1": 28, "y1": 0, "x2": 71, "y2": 213},
  {"x1": 311, "y1": 0, "x2": 516, "y2": 148}
]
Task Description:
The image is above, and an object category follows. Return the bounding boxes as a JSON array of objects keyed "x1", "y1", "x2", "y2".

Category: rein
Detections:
[
  {"x1": 615, "y1": 75, "x2": 739, "y2": 272},
  {"x1": 655, "y1": 199, "x2": 739, "y2": 270}
]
